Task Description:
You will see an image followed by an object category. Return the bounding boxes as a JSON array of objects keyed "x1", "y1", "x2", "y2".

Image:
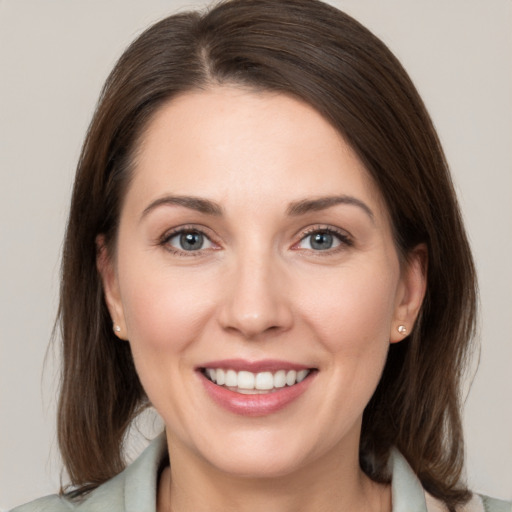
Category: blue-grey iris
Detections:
[
  {"x1": 180, "y1": 231, "x2": 204, "y2": 251},
  {"x1": 311, "y1": 232, "x2": 333, "y2": 250}
]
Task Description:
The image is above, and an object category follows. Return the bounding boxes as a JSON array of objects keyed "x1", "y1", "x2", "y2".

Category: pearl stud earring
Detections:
[
  {"x1": 397, "y1": 325, "x2": 407, "y2": 335},
  {"x1": 113, "y1": 324, "x2": 121, "y2": 333}
]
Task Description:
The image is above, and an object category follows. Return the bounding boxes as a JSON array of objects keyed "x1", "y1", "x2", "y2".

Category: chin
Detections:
[
  {"x1": 188, "y1": 426, "x2": 325, "y2": 480},
  {"x1": 208, "y1": 450, "x2": 306, "y2": 479}
]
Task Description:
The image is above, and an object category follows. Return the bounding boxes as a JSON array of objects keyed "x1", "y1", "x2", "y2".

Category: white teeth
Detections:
[
  {"x1": 216, "y1": 368, "x2": 225, "y2": 385},
  {"x1": 274, "y1": 370, "x2": 286, "y2": 388},
  {"x1": 296, "y1": 369, "x2": 309, "y2": 383},
  {"x1": 225, "y1": 369, "x2": 237, "y2": 387},
  {"x1": 255, "y1": 371, "x2": 274, "y2": 390},
  {"x1": 204, "y1": 368, "x2": 311, "y2": 391},
  {"x1": 238, "y1": 371, "x2": 255, "y2": 389},
  {"x1": 285, "y1": 370, "x2": 297, "y2": 386}
]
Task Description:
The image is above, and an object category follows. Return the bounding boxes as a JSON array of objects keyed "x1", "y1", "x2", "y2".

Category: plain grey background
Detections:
[{"x1": 1, "y1": 0, "x2": 511, "y2": 509}]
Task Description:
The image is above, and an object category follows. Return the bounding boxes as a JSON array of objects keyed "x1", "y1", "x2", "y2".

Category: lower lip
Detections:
[{"x1": 199, "y1": 371, "x2": 316, "y2": 417}]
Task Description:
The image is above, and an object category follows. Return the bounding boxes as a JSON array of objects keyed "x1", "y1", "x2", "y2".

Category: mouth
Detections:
[
  {"x1": 197, "y1": 360, "x2": 317, "y2": 416},
  {"x1": 201, "y1": 367, "x2": 314, "y2": 394}
]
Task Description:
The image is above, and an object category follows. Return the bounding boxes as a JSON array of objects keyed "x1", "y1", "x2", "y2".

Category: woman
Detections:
[{"x1": 10, "y1": 0, "x2": 511, "y2": 511}]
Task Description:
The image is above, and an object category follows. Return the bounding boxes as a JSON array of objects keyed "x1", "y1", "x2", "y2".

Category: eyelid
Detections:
[
  {"x1": 292, "y1": 225, "x2": 354, "y2": 251},
  {"x1": 156, "y1": 223, "x2": 353, "y2": 256},
  {"x1": 158, "y1": 224, "x2": 221, "y2": 255}
]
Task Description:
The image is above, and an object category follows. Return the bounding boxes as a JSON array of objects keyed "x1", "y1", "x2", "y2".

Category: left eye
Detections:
[
  {"x1": 166, "y1": 230, "x2": 213, "y2": 252},
  {"x1": 297, "y1": 230, "x2": 344, "y2": 251}
]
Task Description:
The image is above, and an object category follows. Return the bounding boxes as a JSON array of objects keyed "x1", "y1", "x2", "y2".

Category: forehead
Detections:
[{"x1": 128, "y1": 86, "x2": 387, "y2": 219}]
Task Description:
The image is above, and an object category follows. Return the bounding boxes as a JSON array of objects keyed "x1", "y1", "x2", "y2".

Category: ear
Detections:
[
  {"x1": 390, "y1": 244, "x2": 428, "y2": 343},
  {"x1": 96, "y1": 235, "x2": 127, "y2": 340}
]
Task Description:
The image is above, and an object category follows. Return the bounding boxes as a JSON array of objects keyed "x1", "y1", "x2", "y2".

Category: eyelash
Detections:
[
  {"x1": 293, "y1": 226, "x2": 353, "y2": 254},
  {"x1": 159, "y1": 225, "x2": 218, "y2": 257},
  {"x1": 158, "y1": 225, "x2": 353, "y2": 257}
]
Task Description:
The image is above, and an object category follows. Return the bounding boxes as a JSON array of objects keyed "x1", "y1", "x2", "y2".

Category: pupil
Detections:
[
  {"x1": 180, "y1": 232, "x2": 203, "y2": 251},
  {"x1": 311, "y1": 232, "x2": 333, "y2": 250}
]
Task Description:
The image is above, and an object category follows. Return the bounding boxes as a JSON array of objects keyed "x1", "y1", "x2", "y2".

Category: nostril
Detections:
[{"x1": 217, "y1": 269, "x2": 294, "y2": 339}]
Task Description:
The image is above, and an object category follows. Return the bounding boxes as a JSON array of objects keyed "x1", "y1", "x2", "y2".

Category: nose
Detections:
[{"x1": 218, "y1": 250, "x2": 293, "y2": 340}]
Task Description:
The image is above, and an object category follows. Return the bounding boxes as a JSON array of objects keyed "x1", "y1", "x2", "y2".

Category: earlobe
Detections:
[
  {"x1": 390, "y1": 244, "x2": 428, "y2": 343},
  {"x1": 96, "y1": 235, "x2": 127, "y2": 340}
]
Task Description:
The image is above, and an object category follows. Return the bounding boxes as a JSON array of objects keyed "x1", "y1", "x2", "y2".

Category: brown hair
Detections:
[{"x1": 58, "y1": 0, "x2": 477, "y2": 508}]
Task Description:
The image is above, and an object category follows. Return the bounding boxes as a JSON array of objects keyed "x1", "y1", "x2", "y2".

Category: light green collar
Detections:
[{"x1": 83, "y1": 433, "x2": 429, "y2": 511}]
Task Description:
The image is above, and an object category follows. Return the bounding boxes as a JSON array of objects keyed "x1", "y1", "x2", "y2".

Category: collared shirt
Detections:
[{"x1": 10, "y1": 433, "x2": 511, "y2": 512}]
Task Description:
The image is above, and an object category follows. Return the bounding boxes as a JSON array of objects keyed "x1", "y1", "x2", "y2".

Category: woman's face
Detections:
[{"x1": 100, "y1": 87, "x2": 425, "y2": 478}]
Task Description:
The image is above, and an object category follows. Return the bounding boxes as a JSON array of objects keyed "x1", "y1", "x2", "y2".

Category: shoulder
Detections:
[
  {"x1": 480, "y1": 495, "x2": 512, "y2": 512},
  {"x1": 7, "y1": 482, "x2": 126, "y2": 512},
  {"x1": 8, "y1": 469, "x2": 126, "y2": 512},
  {"x1": 9, "y1": 494, "x2": 75, "y2": 512},
  {"x1": 9, "y1": 432, "x2": 168, "y2": 512},
  {"x1": 389, "y1": 449, "x2": 510, "y2": 512},
  {"x1": 425, "y1": 491, "x2": 511, "y2": 512}
]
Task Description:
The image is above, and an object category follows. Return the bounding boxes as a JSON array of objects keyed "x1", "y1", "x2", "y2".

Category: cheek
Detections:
[
  {"x1": 118, "y1": 257, "x2": 218, "y2": 358},
  {"x1": 299, "y1": 261, "x2": 399, "y2": 429},
  {"x1": 117, "y1": 258, "x2": 221, "y2": 423},
  {"x1": 300, "y1": 261, "x2": 399, "y2": 355}
]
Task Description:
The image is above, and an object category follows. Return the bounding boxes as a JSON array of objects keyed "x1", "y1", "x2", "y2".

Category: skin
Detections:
[{"x1": 98, "y1": 87, "x2": 426, "y2": 512}]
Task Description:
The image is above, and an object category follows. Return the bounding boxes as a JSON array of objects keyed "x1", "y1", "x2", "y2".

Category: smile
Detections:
[
  {"x1": 202, "y1": 368, "x2": 311, "y2": 394},
  {"x1": 198, "y1": 360, "x2": 317, "y2": 416}
]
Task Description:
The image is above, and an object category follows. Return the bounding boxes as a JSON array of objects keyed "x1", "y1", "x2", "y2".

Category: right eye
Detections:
[{"x1": 164, "y1": 229, "x2": 214, "y2": 253}]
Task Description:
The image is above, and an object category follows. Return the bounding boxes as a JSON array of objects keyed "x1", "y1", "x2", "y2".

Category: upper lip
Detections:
[{"x1": 197, "y1": 358, "x2": 314, "y2": 373}]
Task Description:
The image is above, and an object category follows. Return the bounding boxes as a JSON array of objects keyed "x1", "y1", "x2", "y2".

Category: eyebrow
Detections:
[
  {"x1": 141, "y1": 195, "x2": 223, "y2": 220},
  {"x1": 287, "y1": 195, "x2": 375, "y2": 222},
  {"x1": 140, "y1": 194, "x2": 374, "y2": 222}
]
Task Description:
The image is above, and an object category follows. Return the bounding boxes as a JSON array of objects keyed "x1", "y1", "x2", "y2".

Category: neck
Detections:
[{"x1": 157, "y1": 433, "x2": 390, "y2": 512}]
